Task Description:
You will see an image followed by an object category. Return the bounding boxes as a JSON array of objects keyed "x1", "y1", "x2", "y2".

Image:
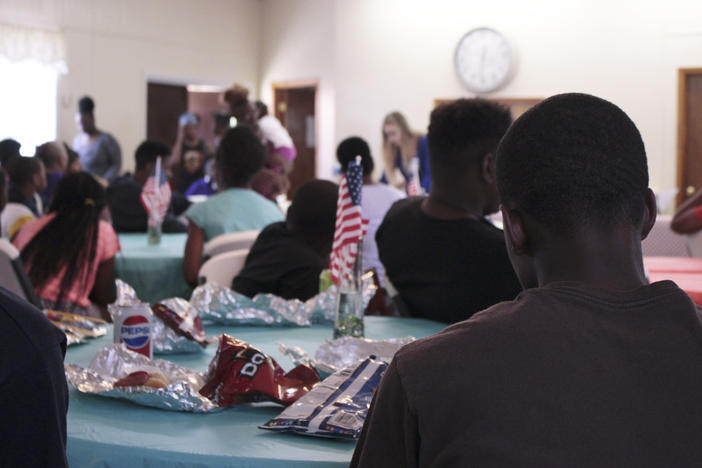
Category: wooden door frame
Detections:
[
  {"x1": 677, "y1": 68, "x2": 702, "y2": 206},
  {"x1": 271, "y1": 79, "x2": 319, "y2": 177}
]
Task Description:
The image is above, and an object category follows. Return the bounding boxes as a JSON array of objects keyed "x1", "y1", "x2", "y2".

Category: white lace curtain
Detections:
[{"x1": 0, "y1": 23, "x2": 67, "y2": 73}]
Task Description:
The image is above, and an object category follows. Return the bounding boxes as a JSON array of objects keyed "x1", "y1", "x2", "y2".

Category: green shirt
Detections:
[{"x1": 184, "y1": 188, "x2": 283, "y2": 241}]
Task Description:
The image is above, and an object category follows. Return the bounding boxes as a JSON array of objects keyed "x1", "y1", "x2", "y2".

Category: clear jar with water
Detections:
[{"x1": 333, "y1": 243, "x2": 365, "y2": 338}]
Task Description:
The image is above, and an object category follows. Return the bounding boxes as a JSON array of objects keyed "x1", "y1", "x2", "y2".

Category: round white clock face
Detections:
[{"x1": 454, "y1": 27, "x2": 513, "y2": 94}]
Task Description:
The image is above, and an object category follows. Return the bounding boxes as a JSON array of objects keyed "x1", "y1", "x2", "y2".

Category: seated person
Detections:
[
  {"x1": 172, "y1": 112, "x2": 214, "y2": 194},
  {"x1": 1, "y1": 157, "x2": 47, "y2": 239},
  {"x1": 6, "y1": 156, "x2": 46, "y2": 216},
  {"x1": 0, "y1": 168, "x2": 7, "y2": 233},
  {"x1": 671, "y1": 188, "x2": 702, "y2": 234},
  {"x1": 184, "y1": 159, "x2": 217, "y2": 197},
  {"x1": 0, "y1": 138, "x2": 21, "y2": 168},
  {"x1": 35, "y1": 141, "x2": 68, "y2": 207},
  {"x1": 107, "y1": 140, "x2": 188, "y2": 233},
  {"x1": 376, "y1": 98, "x2": 521, "y2": 323},
  {"x1": 352, "y1": 93, "x2": 702, "y2": 467},
  {"x1": 232, "y1": 179, "x2": 338, "y2": 301},
  {"x1": 183, "y1": 126, "x2": 284, "y2": 286},
  {"x1": 0, "y1": 287, "x2": 68, "y2": 467},
  {"x1": 336, "y1": 136, "x2": 404, "y2": 285},
  {"x1": 13, "y1": 172, "x2": 119, "y2": 320}
]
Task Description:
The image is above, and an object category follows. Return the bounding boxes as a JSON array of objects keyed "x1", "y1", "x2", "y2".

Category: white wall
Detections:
[
  {"x1": 260, "y1": 0, "x2": 702, "y2": 193},
  {"x1": 0, "y1": 0, "x2": 261, "y2": 172},
  {"x1": 258, "y1": 0, "x2": 337, "y2": 180}
]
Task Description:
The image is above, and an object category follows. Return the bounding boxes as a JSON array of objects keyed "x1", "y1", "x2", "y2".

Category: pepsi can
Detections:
[{"x1": 113, "y1": 305, "x2": 153, "y2": 358}]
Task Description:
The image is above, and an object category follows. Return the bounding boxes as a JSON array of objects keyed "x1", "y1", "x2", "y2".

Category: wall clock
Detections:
[{"x1": 454, "y1": 27, "x2": 514, "y2": 94}]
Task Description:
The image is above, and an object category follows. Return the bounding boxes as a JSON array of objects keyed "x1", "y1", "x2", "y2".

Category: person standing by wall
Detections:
[{"x1": 72, "y1": 96, "x2": 122, "y2": 182}]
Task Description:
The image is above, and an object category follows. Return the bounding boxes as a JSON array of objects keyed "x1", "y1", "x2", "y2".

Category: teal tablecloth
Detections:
[
  {"x1": 65, "y1": 317, "x2": 445, "y2": 468},
  {"x1": 115, "y1": 233, "x2": 192, "y2": 304}
]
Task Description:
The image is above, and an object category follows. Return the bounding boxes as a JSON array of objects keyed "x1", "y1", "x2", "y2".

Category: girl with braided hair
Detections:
[{"x1": 13, "y1": 172, "x2": 120, "y2": 320}]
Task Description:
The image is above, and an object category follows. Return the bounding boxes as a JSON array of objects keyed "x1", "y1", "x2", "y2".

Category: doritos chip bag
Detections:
[{"x1": 199, "y1": 334, "x2": 319, "y2": 406}]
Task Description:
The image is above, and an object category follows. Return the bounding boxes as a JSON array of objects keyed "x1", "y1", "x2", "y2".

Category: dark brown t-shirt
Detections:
[{"x1": 351, "y1": 281, "x2": 702, "y2": 467}]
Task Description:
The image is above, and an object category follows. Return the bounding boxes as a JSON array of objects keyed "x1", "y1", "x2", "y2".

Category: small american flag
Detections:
[
  {"x1": 140, "y1": 156, "x2": 171, "y2": 226},
  {"x1": 330, "y1": 158, "x2": 368, "y2": 286},
  {"x1": 406, "y1": 157, "x2": 422, "y2": 196}
]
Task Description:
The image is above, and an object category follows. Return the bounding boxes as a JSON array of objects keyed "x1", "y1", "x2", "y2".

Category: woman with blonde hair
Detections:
[{"x1": 380, "y1": 111, "x2": 431, "y2": 193}]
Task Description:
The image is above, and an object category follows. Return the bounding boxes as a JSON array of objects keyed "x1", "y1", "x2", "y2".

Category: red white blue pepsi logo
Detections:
[{"x1": 121, "y1": 315, "x2": 151, "y2": 353}]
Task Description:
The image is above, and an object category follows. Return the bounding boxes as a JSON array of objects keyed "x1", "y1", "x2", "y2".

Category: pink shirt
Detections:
[{"x1": 13, "y1": 214, "x2": 121, "y2": 307}]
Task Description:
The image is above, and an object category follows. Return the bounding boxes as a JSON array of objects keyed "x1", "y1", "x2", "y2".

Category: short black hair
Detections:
[
  {"x1": 496, "y1": 93, "x2": 649, "y2": 236},
  {"x1": 216, "y1": 126, "x2": 266, "y2": 188},
  {"x1": 286, "y1": 179, "x2": 338, "y2": 238},
  {"x1": 7, "y1": 156, "x2": 42, "y2": 186},
  {"x1": 35, "y1": 142, "x2": 63, "y2": 169},
  {"x1": 0, "y1": 139, "x2": 21, "y2": 167},
  {"x1": 428, "y1": 98, "x2": 512, "y2": 178},
  {"x1": 78, "y1": 96, "x2": 95, "y2": 114},
  {"x1": 135, "y1": 140, "x2": 171, "y2": 171},
  {"x1": 336, "y1": 136, "x2": 374, "y2": 176},
  {"x1": 254, "y1": 101, "x2": 268, "y2": 118}
]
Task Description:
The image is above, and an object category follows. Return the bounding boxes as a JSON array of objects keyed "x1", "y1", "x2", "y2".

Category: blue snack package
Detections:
[{"x1": 259, "y1": 356, "x2": 388, "y2": 439}]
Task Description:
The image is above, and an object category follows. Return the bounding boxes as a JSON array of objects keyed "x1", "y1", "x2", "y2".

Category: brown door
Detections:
[
  {"x1": 147, "y1": 82, "x2": 187, "y2": 147},
  {"x1": 274, "y1": 85, "x2": 316, "y2": 199},
  {"x1": 677, "y1": 69, "x2": 702, "y2": 206}
]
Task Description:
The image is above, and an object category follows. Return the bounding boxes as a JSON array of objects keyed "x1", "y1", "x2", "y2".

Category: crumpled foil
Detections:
[
  {"x1": 152, "y1": 298, "x2": 207, "y2": 354},
  {"x1": 65, "y1": 343, "x2": 220, "y2": 412},
  {"x1": 110, "y1": 280, "x2": 206, "y2": 354},
  {"x1": 191, "y1": 278, "x2": 376, "y2": 327},
  {"x1": 278, "y1": 336, "x2": 415, "y2": 379}
]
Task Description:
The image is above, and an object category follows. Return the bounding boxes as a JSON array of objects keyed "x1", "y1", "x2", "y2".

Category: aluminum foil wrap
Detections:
[
  {"x1": 110, "y1": 280, "x2": 207, "y2": 354},
  {"x1": 279, "y1": 335, "x2": 415, "y2": 379},
  {"x1": 113, "y1": 279, "x2": 141, "y2": 306},
  {"x1": 191, "y1": 278, "x2": 376, "y2": 327},
  {"x1": 65, "y1": 344, "x2": 220, "y2": 412},
  {"x1": 152, "y1": 298, "x2": 207, "y2": 354}
]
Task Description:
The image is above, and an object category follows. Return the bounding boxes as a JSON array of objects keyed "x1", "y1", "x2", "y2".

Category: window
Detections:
[{"x1": 0, "y1": 56, "x2": 58, "y2": 155}]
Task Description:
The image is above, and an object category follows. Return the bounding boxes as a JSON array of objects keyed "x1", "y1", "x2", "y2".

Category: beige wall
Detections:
[
  {"x1": 3, "y1": 0, "x2": 702, "y2": 189},
  {"x1": 258, "y1": 0, "x2": 337, "y2": 180},
  {"x1": 0, "y1": 0, "x2": 261, "y2": 173},
  {"x1": 259, "y1": 0, "x2": 702, "y2": 193}
]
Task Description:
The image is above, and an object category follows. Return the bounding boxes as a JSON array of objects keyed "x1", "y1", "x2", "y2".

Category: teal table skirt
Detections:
[
  {"x1": 65, "y1": 316, "x2": 446, "y2": 468},
  {"x1": 115, "y1": 233, "x2": 192, "y2": 304}
]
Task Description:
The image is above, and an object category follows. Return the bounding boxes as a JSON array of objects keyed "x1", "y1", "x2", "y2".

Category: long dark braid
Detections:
[{"x1": 20, "y1": 172, "x2": 107, "y2": 305}]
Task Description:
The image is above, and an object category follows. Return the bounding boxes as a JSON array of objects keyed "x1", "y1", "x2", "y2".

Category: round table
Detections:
[
  {"x1": 65, "y1": 316, "x2": 445, "y2": 467},
  {"x1": 115, "y1": 233, "x2": 192, "y2": 304}
]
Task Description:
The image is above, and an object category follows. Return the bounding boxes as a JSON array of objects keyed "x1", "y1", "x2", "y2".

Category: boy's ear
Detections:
[
  {"x1": 502, "y1": 204, "x2": 529, "y2": 254},
  {"x1": 481, "y1": 153, "x2": 496, "y2": 184},
  {"x1": 640, "y1": 188, "x2": 657, "y2": 240}
]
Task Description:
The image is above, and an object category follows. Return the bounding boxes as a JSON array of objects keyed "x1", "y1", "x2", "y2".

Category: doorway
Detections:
[
  {"x1": 272, "y1": 82, "x2": 317, "y2": 198},
  {"x1": 677, "y1": 68, "x2": 702, "y2": 207},
  {"x1": 146, "y1": 82, "x2": 224, "y2": 149}
]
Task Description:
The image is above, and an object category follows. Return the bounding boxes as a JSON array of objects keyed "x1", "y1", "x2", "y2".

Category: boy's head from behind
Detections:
[
  {"x1": 286, "y1": 179, "x2": 339, "y2": 254},
  {"x1": 497, "y1": 93, "x2": 656, "y2": 288},
  {"x1": 8, "y1": 156, "x2": 46, "y2": 194},
  {"x1": 215, "y1": 126, "x2": 266, "y2": 189},
  {"x1": 135, "y1": 140, "x2": 171, "y2": 173},
  {"x1": 428, "y1": 98, "x2": 512, "y2": 215}
]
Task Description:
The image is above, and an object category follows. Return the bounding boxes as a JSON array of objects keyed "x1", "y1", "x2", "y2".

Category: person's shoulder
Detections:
[
  {"x1": 101, "y1": 132, "x2": 120, "y2": 146},
  {"x1": 107, "y1": 174, "x2": 138, "y2": 192},
  {"x1": 392, "y1": 298, "x2": 528, "y2": 371},
  {"x1": 385, "y1": 195, "x2": 423, "y2": 216},
  {"x1": 0, "y1": 287, "x2": 65, "y2": 355},
  {"x1": 364, "y1": 184, "x2": 406, "y2": 201}
]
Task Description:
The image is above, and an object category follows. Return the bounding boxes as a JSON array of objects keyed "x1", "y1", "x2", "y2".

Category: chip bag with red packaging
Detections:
[{"x1": 199, "y1": 334, "x2": 320, "y2": 406}]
